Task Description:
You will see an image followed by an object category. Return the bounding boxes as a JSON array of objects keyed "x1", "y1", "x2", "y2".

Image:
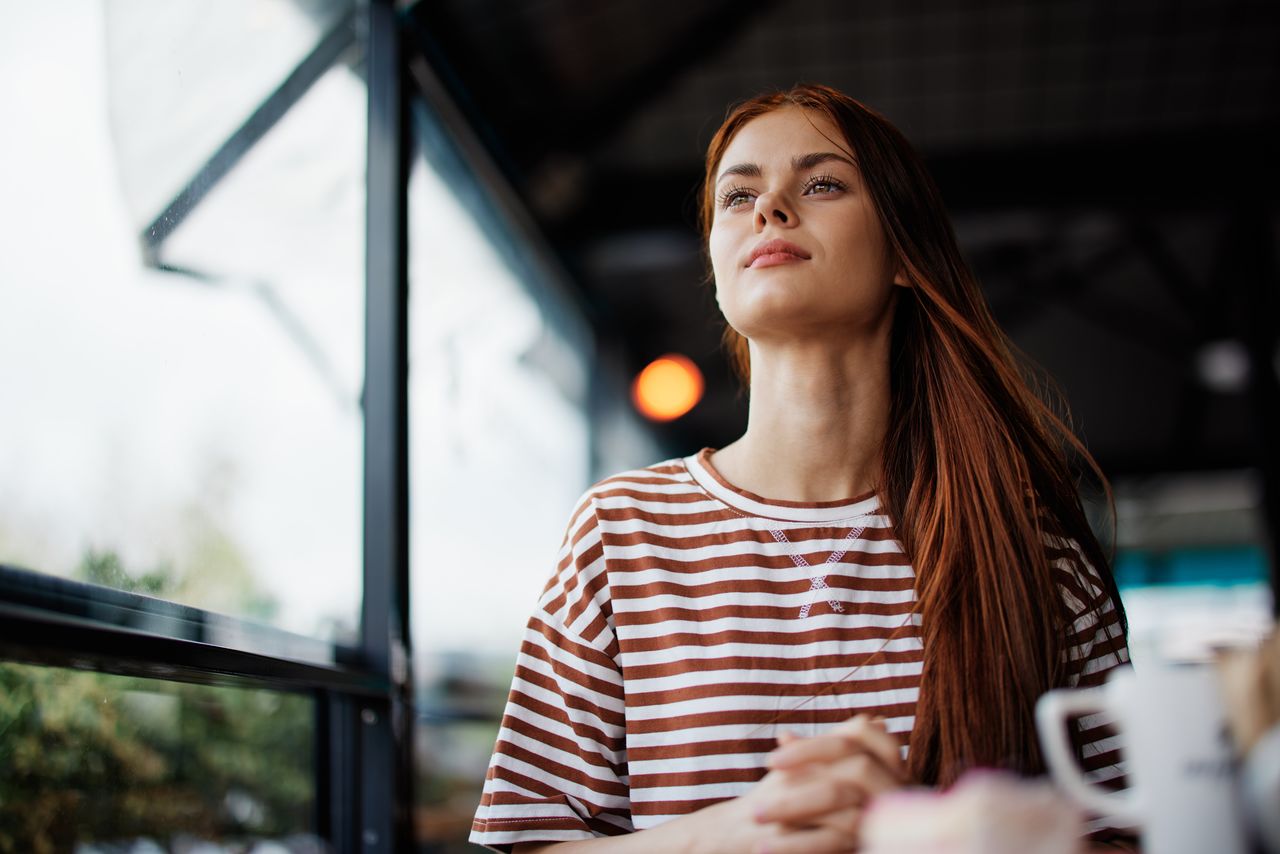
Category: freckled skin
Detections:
[{"x1": 708, "y1": 107, "x2": 908, "y2": 346}]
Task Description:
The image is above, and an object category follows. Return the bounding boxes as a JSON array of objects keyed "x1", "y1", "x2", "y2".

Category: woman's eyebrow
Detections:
[
  {"x1": 716, "y1": 151, "x2": 859, "y2": 185},
  {"x1": 716, "y1": 162, "x2": 763, "y2": 183},
  {"x1": 793, "y1": 151, "x2": 858, "y2": 172}
]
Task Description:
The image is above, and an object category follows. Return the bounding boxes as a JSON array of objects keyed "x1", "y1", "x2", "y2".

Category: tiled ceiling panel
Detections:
[{"x1": 597, "y1": 0, "x2": 1276, "y2": 169}]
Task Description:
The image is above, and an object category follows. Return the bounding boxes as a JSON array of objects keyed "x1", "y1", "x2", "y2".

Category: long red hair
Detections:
[{"x1": 698, "y1": 84, "x2": 1127, "y2": 786}]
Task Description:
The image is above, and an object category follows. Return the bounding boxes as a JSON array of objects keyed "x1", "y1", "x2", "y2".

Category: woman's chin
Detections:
[{"x1": 726, "y1": 299, "x2": 877, "y2": 339}]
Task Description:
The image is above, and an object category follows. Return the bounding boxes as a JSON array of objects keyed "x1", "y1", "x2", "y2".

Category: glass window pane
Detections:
[
  {"x1": 0, "y1": 660, "x2": 319, "y2": 851},
  {"x1": 104, "y1": 0, "x2": 352, "y2": 226},
  {"x1": 407, "y1": 111, "x2": 593, "y2": 662},
  {"x1": 0, "y1": 2, "x2": 363, "y2": 642},
  {"x1": 414, "y1": 714, "x2": 512, "y2": 850},
  {"x1": 407, "y1": 103, "x2": 594, "y2": 850}
]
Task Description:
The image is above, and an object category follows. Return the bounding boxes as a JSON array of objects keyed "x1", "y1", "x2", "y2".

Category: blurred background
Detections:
[{"x1": 0, "y1": 0, "x2": 1276, "y2": 851}]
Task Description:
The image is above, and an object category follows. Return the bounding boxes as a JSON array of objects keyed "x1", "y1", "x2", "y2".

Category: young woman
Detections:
[{"x1": 470, "y1": 84, "x2": 1132, "y2": 853}]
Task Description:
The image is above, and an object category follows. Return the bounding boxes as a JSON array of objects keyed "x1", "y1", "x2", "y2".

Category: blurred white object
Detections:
[
  {"x1": 1122, "y1": 583, "x2": 1273, "y2": 669},
  {"x1": 1244, "y1": 723, "x2": 1280, "y2": 854},
  {"x1": 1217, "y1": 631, "x2": 1280, "y2": 854},
  {"x1": 861, "y1": 771, "x2": 1083, "y2": 854},
  {"x1": 1037, "y1": 663, "x2": 1250, "y2": 854}
]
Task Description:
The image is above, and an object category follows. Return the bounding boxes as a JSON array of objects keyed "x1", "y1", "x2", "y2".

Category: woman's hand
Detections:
[
  {"x1": 512, "y1": 734, "x2": 898, "y2": 854},
  {"x1": 747, "y1": 714, "x2": 909, "y2": 853},
  {"x1": 670, "y1": 768, "x2": 791, "y2": 854}
]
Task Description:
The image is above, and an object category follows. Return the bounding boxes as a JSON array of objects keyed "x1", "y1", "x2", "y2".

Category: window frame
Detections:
[{"x1": 0, "y1": 1, "x2": 412, "y2": 850}]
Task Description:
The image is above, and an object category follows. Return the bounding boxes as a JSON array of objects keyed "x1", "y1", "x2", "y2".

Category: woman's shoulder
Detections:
[
  {"x1": 1040, "y1": 530, "x2": 1120, "y2": 626},
  {"x1": 595, "y1": 454, "x2": 692, "y2": 488},
  {"x1": 553, "y1": 454, "x2": 702, "y2": 571},
  {"x1": 571, "y1": 454, "x2": 701, "y2": 512}
]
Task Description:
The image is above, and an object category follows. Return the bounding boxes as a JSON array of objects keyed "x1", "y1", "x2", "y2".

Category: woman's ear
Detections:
[{"x1": 886, "y1": 251, "x2": 912, "y2": 288}]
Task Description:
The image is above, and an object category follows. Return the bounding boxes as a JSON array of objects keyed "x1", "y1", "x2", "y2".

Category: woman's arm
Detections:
[
  {"x1": 513, "y1": 715, "x2": 908, "y2": 854},
  {"x1": 510, "y1": 788, "x2": 779, "y2": 854}
]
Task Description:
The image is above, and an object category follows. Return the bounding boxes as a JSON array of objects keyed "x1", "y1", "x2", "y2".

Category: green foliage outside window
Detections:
[
  {"x1": 0, "y1": 549, "x2": 315, "y2": 853},
  {"x1": 0, "y1": 659, "x2": 315, "y2": 853}
]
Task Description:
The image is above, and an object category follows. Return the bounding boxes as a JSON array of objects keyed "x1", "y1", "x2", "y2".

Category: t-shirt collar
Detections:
[{"x1": 683, "y1": 447, "x2": 881, "y2": 524}]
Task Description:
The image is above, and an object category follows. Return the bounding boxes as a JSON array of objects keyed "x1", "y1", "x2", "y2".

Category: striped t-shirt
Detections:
[{"x1": 470, "y1": 449, "x2": 1130, "y2": 851}]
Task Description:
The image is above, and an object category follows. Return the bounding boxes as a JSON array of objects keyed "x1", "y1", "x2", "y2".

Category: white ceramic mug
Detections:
[{"x1": 1035, "y1": 664, "x2": 1249, "y2": 854}]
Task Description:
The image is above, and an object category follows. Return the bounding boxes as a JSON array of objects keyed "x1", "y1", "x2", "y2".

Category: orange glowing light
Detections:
[{"x1": 632, "y1": 354, "x2": 704, "y2": 422}]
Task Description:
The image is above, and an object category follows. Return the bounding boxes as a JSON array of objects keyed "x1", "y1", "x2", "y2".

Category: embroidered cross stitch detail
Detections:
[{"x1": 769, "y1": 523, "x2": 867, "y2": 618}]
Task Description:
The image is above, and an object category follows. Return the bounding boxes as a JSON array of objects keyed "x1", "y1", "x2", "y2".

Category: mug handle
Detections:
[{"x1": 1036, "y1": 687, "x2": 1142, "y2": 827}]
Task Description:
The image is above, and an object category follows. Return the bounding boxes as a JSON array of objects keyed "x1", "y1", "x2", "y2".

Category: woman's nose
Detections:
[{"x1": 754, "y1": 190, "x2": 794, "y2": 230}]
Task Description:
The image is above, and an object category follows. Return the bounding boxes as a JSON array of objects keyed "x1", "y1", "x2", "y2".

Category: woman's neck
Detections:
[{"x1": 712, "y1": 330, "x2": 892, "y2": 503}]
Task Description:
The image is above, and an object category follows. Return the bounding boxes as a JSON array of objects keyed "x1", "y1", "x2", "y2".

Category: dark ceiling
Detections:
[{"x1": 403, "y1": 0, "x2": 1280, "y2": 476}]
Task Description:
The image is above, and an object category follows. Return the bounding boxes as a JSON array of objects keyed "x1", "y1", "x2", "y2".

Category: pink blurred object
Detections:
[{"x1": 861, "y1": 770, "x2": 1085, "y2": 854}]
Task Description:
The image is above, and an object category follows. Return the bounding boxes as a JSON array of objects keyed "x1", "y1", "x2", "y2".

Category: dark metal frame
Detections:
[
  {"x1": 0, "y1": 1, "x2": 413, "y2": 850},
  {"x1": 141, "y1": 10, "x2": 358, "y2": 259},
  {"x1": 0, "y1": 565, "x2": 382, "y2": 695},
  {"x1": 354, "y1": 0, "x2": 414, "y2": 849}
]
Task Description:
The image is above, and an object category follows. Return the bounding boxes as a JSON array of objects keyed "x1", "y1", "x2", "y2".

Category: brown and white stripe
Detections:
[{"x1": 470, "y1": 449, "x2": 1130, "y2": 851}]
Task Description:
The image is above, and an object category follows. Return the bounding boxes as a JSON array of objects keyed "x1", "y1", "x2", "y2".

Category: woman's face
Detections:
[{"x1": 708, "y1": 107, "x2": 905, "y2": 344}]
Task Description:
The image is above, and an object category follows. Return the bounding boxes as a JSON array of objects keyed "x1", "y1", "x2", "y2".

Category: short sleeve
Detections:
[
  {"x1": 1055, "y1": 543, "x2": 1130, "y2": 692},
  {"x1": 1050, "y1": 536, "x2": 1136, "y2": 845},
  {"x1": 470, "y1": 495, "x2": 633, "y2": 852}
]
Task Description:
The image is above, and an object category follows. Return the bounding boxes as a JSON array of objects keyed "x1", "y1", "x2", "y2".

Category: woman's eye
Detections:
[
  {"x1": 721, "y1": 189, "x2": 754, "y2": 209},
  {"x1": 805, "y1": 176, "x2": 844, "y2": 195}
]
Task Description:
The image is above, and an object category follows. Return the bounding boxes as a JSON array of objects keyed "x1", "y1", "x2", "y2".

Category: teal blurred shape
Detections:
[{"x1": 1115, "y1": 546, "x2": 1269, "y2": 589}]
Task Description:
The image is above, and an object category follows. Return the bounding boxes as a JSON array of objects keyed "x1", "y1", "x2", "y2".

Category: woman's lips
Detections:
[
  {"x1": 746, "y1": 239, "x2": 811, "y2": 268},
  {"x1": 749, "y1": 251, "x2": 808, "y2": 269}
]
